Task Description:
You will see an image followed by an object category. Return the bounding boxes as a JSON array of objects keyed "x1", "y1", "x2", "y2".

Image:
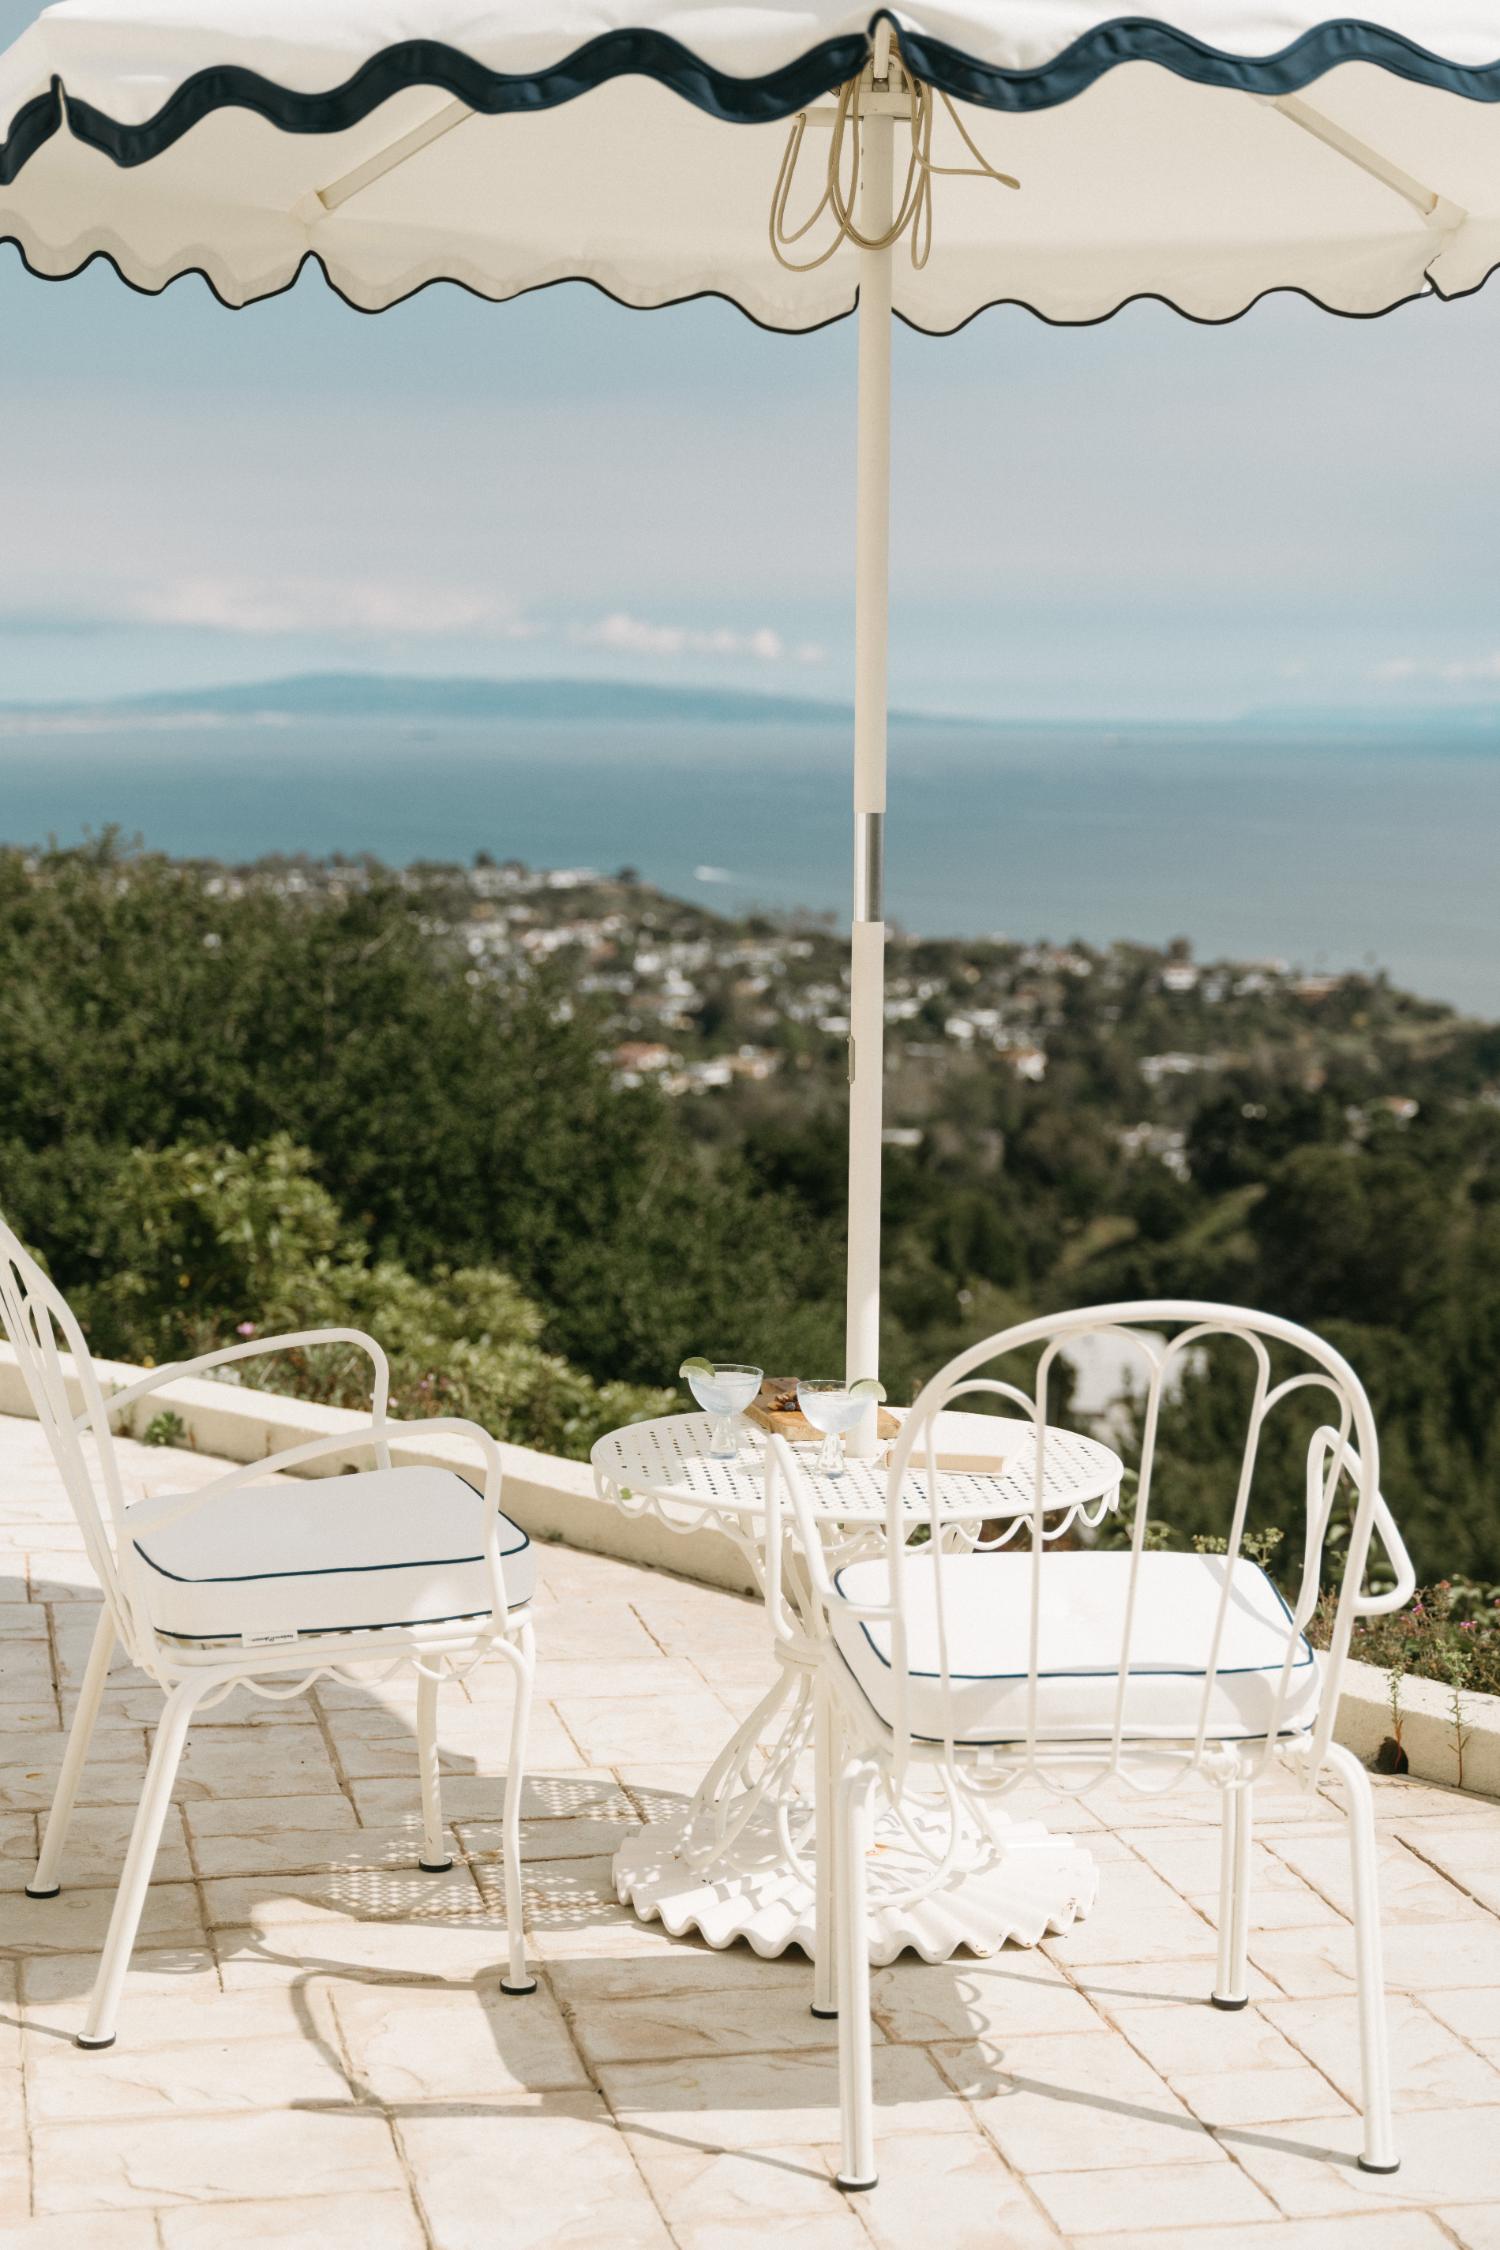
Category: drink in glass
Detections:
[
  {"x1": 680, "y1": 1360, "x2": 763, "y2": 1459},
  {"x1": 796, "y1": 1379, "x2": 868, "y2": 1476}
]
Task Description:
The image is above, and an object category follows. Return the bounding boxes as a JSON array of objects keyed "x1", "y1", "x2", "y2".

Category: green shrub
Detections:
[{"x1": 54, "y1": 1135, "x2": 672, "y2": 1458}]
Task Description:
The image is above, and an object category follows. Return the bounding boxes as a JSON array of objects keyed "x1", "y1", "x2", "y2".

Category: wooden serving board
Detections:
[
  {"x1": 744, "y1": 1376, "x2": 900, "y2": 1445},
  {"x1": 746, "y1": 1383, "x2": 1012, "y2": 1476}
]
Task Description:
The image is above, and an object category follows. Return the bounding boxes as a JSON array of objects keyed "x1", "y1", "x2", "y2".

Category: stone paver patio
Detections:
[{"x1": 2, "y1": 1411, "x2": 1499, "y2": 2247}]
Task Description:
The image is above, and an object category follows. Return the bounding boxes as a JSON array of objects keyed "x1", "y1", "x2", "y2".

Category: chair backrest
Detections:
[
  {"x1": 881, "y1": 1298, "x2": 1410, "y2": 1794},
  {"x1": 0, "y1": 1210, "x2": 139, "y2": 1647}
]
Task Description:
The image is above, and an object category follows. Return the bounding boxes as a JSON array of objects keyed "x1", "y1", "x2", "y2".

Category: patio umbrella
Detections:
[{"x1": 4, "y1": 1, "x2": 1499, "y2": 1425}]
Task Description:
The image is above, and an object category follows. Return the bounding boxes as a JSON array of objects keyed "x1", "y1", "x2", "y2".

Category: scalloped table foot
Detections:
[{"x1": 614, "y1": 1797, "x2": 1096, "y2": 1961}]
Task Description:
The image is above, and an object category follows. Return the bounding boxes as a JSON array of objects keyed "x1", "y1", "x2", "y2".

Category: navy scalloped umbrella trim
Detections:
[
  {"x1": 0, "y1": 81, "x2": 61, "y2": 186},
  {"x1": 902, "y1": 15, "x2": 1500, "y2": 110},
  {"x1": 47, "y1": 28, "x2": 872, "y2": 173},
  {"x1": 5, "y1": 11, "x2": 1500, "y2": 186}
]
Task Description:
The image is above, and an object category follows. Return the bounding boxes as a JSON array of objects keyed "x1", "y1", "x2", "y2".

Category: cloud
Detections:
[
  {"x1": 1373, "y1": 651, "x2": 1500, "y2": 686},
  {"x1": 0, "y1": 580, "x2": 828, "y2": 670},
  {"x1": 126, "y1": 576, "x2": 539, "y2": 639},
  {"x1": 572, "y1": 611, "x2": 824, "y2": 664}
]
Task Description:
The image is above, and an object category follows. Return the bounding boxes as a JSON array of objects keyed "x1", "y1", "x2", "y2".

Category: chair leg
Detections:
[
  {"x1": 498, "y1": 1620, "x2": 537, "y2": 1996},
  {"x1": 811, "y1": 1675, "x2": 838, "y2": 2020},
  {"x1": 416, "y1": 1668, "x2": 453, "y2": 1872},
  {"x1": 834, "y1": 1762, "x2": 878, "y2": 2193},
  {"x1": 1212, "y1": 1780, "x2": 1253, "y2": 2010},
  {"x1": 28, "y1": 1606, "x2": 115, "y2": 1898},
  {"x1": 78, "y1": 1678, "x2": 200, "y2": 2049},
  {"x1": 1325, "y1": 1742, "x2": 1400, "y2": 2173}
]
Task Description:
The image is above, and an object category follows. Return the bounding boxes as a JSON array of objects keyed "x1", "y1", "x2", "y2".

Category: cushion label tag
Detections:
[{"x1": 240, "y1": 1630, "x2": 298, "y2": 1648}]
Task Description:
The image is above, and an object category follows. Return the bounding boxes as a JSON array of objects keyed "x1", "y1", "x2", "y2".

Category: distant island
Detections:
[
  {"x1": 0, "y1": 670, "x2": 973, "y2": 732},
  {"x1": 6, "y1": 666, "x2": 1500, "y2": 739}
]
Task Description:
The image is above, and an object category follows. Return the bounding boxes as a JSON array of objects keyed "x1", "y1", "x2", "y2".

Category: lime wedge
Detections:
[
  {"x1": 849, "y1": 1376, "x2": 887, "y2": 1402},
  {"x1": 678, "y1": 1356, "x2": 715, "y2": 1380}
]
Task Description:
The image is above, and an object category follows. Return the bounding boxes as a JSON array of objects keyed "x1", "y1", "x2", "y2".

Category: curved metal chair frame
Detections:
[
  {"x1": 0, "y1": 1216, "x2": 537, "y2": 2047},
  {"x1": 767, "y1": 1299, "x2": 1415, "y2": 2191}
]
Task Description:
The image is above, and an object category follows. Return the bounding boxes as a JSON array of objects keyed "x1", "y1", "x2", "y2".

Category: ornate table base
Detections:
[{"x1": 612, "y1": 1661, "x2": 1097, "y2": 1962}]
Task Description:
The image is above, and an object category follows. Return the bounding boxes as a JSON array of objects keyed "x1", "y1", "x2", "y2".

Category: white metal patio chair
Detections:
[
  {"x1": 0, "y1": 1213, "x2": 538, "y2": 2047},
  {"x1": 767, "y1": 1300, "x2": 1415, "y2": 2191}
]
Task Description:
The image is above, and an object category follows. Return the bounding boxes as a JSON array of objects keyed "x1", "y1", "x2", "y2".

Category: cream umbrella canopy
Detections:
[{"x1": 4, "y1": 0, "x2": 1500, "y2": 1426}]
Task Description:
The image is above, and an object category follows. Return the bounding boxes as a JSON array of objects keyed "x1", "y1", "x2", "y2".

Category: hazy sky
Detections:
[{"x1": 4, "y1": 2, "x2": 1500, "y2": 721}]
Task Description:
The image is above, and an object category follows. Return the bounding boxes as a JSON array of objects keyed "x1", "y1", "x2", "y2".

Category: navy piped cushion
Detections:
[
  {"x1": 830, "y1": 1548, "x2": 1318, "y2": 1745},
  {"x1": 131, "y1": 1464, "x2": 532, "y2": 1642}
]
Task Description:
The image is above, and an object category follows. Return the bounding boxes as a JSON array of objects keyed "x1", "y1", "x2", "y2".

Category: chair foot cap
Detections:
[
  {"x1": 418, "y1": 1858, "x2": 455, "y2": 1874},
  {"x1": 75, "y1": 2034, "x2": 115, "y2": 2050},
  {"x1": 499, "y1": 1978, "x2": 538, "y2": 1997},
  {"x1": 1210, "y1": 1994, "x2": 1249, "y2": 2011},
  {"x1": 835, "y1": 2175, "x2": 878, "y2": 2195},
  {"x1": 1358, "y1": 2157, "x2": 1400, "y2": 2175},
  {"x1": 24, "y1": 1884, "x2": 60, "y2": 1899},
  {"x1": 810, "y1": 2004, "x2": 838, "y2": 2020}
]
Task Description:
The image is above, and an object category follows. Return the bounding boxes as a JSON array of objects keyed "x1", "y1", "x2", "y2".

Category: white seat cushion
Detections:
[
  {"x1": 829, "y1": 1550, "x2": 1319, "y2": 1745},
  {"x1": 129, "y1": 1466, "x2": 533, "y2": 1644}
]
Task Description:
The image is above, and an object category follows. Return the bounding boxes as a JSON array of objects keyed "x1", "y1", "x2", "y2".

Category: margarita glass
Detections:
[
  {"x1": 796, "y1": 1378, "x2": 876, "y2": 1476},
  {"x1": 680, "y1": 1360, "x2": 763, "y2": 1459}
]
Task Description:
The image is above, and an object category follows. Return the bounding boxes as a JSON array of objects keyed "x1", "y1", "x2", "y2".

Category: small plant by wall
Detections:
[
  {"x1": 1319, "y1": 1575, "x2": 1500, "y2": 1702},
  {"x1": 140, "y1": 1408, "x2": 191, "y2": 1449}
]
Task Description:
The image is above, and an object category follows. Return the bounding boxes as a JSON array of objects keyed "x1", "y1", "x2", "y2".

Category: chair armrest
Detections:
[
  {"x1": 1304, "y1": 1426, "x2": 1416, "y2": 1620},
  {"x1": 88, "y1": 1328, "x2": 391, "y2": 1429},
  {"x1": 1356, "y1": 1490, "x2": 1417, "y2": 1616}
]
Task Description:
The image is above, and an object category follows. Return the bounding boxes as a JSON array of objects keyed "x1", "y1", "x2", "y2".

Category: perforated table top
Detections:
[{"x1": 592, "y1": 1409, "x2": 1123, "y2": 1532}]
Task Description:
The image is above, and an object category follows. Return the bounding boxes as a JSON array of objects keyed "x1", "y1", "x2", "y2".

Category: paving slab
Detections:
[
  {"x1": 397, "y1": 2095, "x2": 674, "y2": 2249},
  {"x1": 1029, "y1": 2154, "x2": 1277, "y2": 2235},
  {"x1": 1263, "y1": 1991, "x2": 1500, "y2": 2111},
  {"x1": 30, "y1": 2109, "x2": 408, "y2": 2215},
  {"x1": 933, "y1": 2026, "x2": 1222, "y2": 2175},
  {"x1": 155, "y1": 2192, "x2": 430, "y2": 2250}
]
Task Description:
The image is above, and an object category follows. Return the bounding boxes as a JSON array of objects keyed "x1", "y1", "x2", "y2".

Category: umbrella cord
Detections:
[{"x1": 770, "y1": 65, "x2": 1019, "y2": 275}]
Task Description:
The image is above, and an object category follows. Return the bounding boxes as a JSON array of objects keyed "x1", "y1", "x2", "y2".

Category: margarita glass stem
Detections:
[
  {"x1": 816, "y1": 1430, "x2": 844, "y2": 1476},
  {"x1": 709, "y1": 1411, "x2": 737, "y2": 1458}
]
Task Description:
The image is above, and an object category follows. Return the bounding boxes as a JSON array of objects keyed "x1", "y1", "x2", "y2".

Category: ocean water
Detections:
[{"x1": 0, "y1": 713, "x2": 1495, "y2": 1015}]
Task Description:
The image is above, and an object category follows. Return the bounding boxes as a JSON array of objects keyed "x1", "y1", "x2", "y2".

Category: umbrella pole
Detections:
[{"x1": 844, "y1": 95, "x2": 894, "y2": 1446}]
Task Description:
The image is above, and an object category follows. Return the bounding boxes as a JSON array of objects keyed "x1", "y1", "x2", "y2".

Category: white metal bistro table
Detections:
[{"x1": 592, "y1": 1407, "x2": 1124, "y2": 1963}]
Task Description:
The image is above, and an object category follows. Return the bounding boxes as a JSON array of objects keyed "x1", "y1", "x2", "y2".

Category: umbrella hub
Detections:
[{"x1": 770, "y1": 57, "x2": 1019, "y2": 276}]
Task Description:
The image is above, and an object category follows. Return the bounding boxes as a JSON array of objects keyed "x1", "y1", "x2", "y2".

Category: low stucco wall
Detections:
[
  {"x1": 0, "y1": 1343, "x2": 756, "y2": 1597},
  {"x1": 1334, "y1": 1654, "x2": 1500, "y2": 1799}
]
